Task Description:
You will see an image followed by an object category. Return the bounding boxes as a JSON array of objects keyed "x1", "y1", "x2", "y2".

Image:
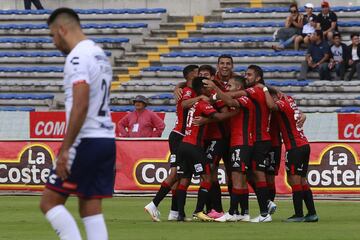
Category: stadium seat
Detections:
[
  {"x1": 0, "y1": 51, "x2": 111, "y2": 57},
  {"x1": 225, "y1": 6, "x2": 360, "y2": 13},
  {"x1": 162, "y1": 50, "x2": 306, "y2": 58},
  {"x1": 0, "y1": 67, "x2": 63, "y2": 72},
  {"x1": 0, "y1": 93, "x2": 54, "y2": 100},
  {"x1": 0, "y1": 37, "x2": 129, "y2": 44},
  {"x1": 0, "y1": 106, "x2": 35, "y2": 111},
  {"x1": 336, "y1": 107, "x2": 360, "y2": 113},
  {"x1": 0, "y1": 8, "x2": 166, "y2": 15},
  {"x1": 182, "y1": 36, "x2": 273, "y2": 43}
]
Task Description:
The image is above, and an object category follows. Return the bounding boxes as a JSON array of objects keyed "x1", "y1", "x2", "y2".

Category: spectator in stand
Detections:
[
  {"x1": 272, "y1": 3, "x2": 303, "y2": 51},
  {"x1": 298, "y1": 30, "x2": 331, "y2": 80},
  {"x1": 317, "y1": 1, "x2": 338, "y2": 42},
  {"x1": 328, "y1": 33, "x2": 347, "y2": 80},
  {"x1": 118, "y1": 95, "x2": 165, "y2": 137},
  {"x1": 294, "y1": 3, "x2": 317, "y2": 50},
  {"x1": 346, "y1": 33, "x2": 360, "y2": 81},
  {"x1": 24, "y1": 0, "x2": 44, "y2": 10}
]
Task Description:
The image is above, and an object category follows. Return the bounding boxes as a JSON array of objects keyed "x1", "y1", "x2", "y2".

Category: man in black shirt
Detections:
[
  {"x1": 317, "y1": 1, "x2": 338, "y2": 42},
  {"x1": 298, "y1": 30, "x2": 331, "y2": 80}
]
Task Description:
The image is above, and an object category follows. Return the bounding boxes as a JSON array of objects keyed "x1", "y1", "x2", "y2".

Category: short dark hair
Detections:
[
  {"x1": 47, "y1": 8, "x2": 80, "y2": 26},
  {"x1": 217, "y1": 54, "x2": 233, "y2": 65},
  {"x1": 232, "y1": 75, "x2": 246, "y2": 89},
  {"x1": 333, "y1": 32, "x2": 341, "y2": 38},
  {"x1": 247, "y1": 65, "x2": 264, "y2": 84},
  {"x1": 315, "y1": 29, "x2": 323, "y2": 40},
  {"x1": 192, "y1": 76, "x2": 208, "y2": 96},
  {"x1": 183, "y1": 65, "x2": 199, "y2": 79},
  {"x1": 351, "y1": 33, "x2": 359, "y2": 39},
  {"x1": 199, "y1": 64, "x2": 216, "y2": 76},
  {"x1": 289, "y1": 3, "x2": 298, "y2": 11}
]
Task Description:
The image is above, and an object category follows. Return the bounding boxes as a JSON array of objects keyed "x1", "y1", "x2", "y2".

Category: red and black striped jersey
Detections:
[
  {"x1": 270, "y1": 113, "x2": 282, "y2": 147},
  {"x1": 182, "y1": 99, "x2": 217, "y2": 147},
  {"x1": 245, "y1": 86, "x2": 271, "y2": 142},
  {"x1": 274, "y1": 96, "x2": 308, "y2": 150},
  {"x1": 173, "y1": 87, "x2": 196, "y2": 135},
  {"x1": 230, "y1": 96, "x2": 255, "y2": 147}
]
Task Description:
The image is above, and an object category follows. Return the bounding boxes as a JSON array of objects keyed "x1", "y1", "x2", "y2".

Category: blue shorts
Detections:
[{"x1": 46, "y1": 138, "x2": 116, "y2": 199}]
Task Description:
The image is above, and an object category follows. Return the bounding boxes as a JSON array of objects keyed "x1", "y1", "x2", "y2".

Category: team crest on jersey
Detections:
[{"x1": 194, "y1": 163, "x2": 203, "y2": 173}]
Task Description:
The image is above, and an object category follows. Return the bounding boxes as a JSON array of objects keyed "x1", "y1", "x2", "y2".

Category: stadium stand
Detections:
[{"x1": 0, "y1": 2, "x2": 359, "y2": 113}]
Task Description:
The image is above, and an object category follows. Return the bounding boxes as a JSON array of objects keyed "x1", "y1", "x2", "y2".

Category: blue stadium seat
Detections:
[
  {"x1": 0, "y1": 106, "x2": 35, "y2": 111},
  {"x1": 336, "y1": 107, "x2": 360, "y2": 113},
  {"x1": 203, "y1": 22, "x2": 284, "y2": 28},
  {"x1": 182, "y1": 36, "x2": 274, "y2": 43},
  {"x1": 0, "y1": 67, "x2": 63, "y2": 72},
  {"x1": 110, "y1": 106, "x2": 135, "y2": 112},
  {"x1": 0, "y1": 51, "x2": 111, "y2": 57},
  {"x1": 0, "y1": 37, "x2": 129, "y2": 44},
  {"x1": 111, "y1": 105, "x2": 175, "y2": 112},
  {"x1": 0, "y1": 23, "x2": 148, "y2": 30},
  {"x1": 143, "y1": 66, "x2": 183, "y2": 72},
  {"x1": 225, "y1": 6, "x2": 360, "y2": 14},
  {"x1": 0, "y1": 93, "x2": 54, "y2": 100},
  {"x1": 162, "y1": 50, "x2": 306, "y2": 58},
  {"x1": 266, "y1": 80, "x2": 311, "y2": 86},
  {"x1": 150, "y1": 93, "x2": 174, "y2": 99}
]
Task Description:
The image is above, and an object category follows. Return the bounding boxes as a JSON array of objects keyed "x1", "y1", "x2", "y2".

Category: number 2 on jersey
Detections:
[{"x1": 98, "y1": 79, "x2": 109, "y2": 116}]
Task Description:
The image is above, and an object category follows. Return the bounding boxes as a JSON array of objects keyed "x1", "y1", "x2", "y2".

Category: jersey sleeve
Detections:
[
  {"x1": 275, "y1": 99, "x2": 287, "y2": 112},
  {"x1": 245, "y1": 87, "x2": 260, "y2": 99},
  {"x1": 67, "y1": 55, "x2": 90, "y2": 85},
  {"x1": 200, "y1": 101, "x2": 217, "y2": 117},
  {"x1": 182, "y1": 87, "x2": 196, "y2": 101},
  {"x1": 236, "y1": 96, "x2": 252, "y2": 109}
]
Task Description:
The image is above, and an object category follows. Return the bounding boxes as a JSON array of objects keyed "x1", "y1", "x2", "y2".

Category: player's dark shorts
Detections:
[
  {"x1": 229, "y1": 145, "x2": 253, "y2": 173},
  {"x1": 168, "y1": 131, "x2": 184, "y2": 168},
  {"x1": 285, "y1": 144, "x2": 310, "y2": 177},
  {"x1": 266, "y1": 146, "x2": 282, "y2": 176},
  {"x1": 46, "y1": 138, "x2": 116, "y2": 199},
  {"x1": 251, "y1": 140, "x2": 272, "y2": 172},
  {"x1": 177, "y1": 142, "x2": 211, "y2": 179},
  {"x1": 204, "y1": 139, "x2": 227, "y2": 166}
]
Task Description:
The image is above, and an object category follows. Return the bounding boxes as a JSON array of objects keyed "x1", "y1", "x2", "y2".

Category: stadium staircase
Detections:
[{"x1": 0, "y1": 2, "x2": 359, "y2": 113}]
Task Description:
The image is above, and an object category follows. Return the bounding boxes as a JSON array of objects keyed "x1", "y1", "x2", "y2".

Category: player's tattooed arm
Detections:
[
  {"x1": 257, "y1": 83, "x2": 278, "y2": 111},
  {"x1": 174, "y1": 81, "x2": 187, "y2": 102}
]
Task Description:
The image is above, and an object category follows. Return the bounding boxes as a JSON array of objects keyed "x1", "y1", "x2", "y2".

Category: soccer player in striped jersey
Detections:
[
  {"x1": 263, "y1": 88, "x2": 318, "y2": 222},
  {"x1": 145, "y1": 65, "x2": 207, "y2": 221}
]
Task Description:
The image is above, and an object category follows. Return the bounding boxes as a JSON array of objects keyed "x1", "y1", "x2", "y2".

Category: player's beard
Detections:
[{"x1": 57, "y1": 38, "x2": 71, "y2": 55}]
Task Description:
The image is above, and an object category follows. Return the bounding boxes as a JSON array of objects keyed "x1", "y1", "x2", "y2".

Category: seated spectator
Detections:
[
  {"x1": 328, "y1": 33, "x2": 347, "y2": 80},
  {"x1": 118, "y1": 95, "x2": 165, "y2": 137},
  {"x1": 24, "y1": 0, "x2": 44, "y2": 10},
  {"x1": 294, "y1": 3, "x2": 317, "y2": 50},
  {"x1": 346, "y1": 33, "x2": 360, "y2": 81},
  {"x1": 317, "y1": 1, "x2": 338, "y2": 42},
  {"x1": 299, "y1": 30, "x2": 331, "y2": 80},
  {"x1": 272, "y1": 3, "x2": 303, "y2": 51}
]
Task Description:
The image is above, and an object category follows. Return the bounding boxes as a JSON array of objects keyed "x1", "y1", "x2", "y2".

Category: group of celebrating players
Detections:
[{"x1": 145, "y1": 55, "x2": 319, "y2": 223}]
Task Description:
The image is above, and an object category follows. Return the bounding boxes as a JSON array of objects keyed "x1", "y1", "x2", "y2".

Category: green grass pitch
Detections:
[{"x1": 0, "y1": 196, "x2": 358, "y2": 240}]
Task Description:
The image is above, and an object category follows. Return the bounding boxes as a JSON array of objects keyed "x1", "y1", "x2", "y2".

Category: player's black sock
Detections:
[
  {"x1": 152, "y1": 182, "x2": 171, "y2": 206},
  {"x1": 302, "y1": 184, "x2": 316, "y2": 215},
  {"x1": 176, "y1": 185, "x2": 187, "y2": 218},
  {"x1": 255, "y1": 182, "x2": 269, "y2": 216},
  {"x1": 211, "y1": 182, "x2": 223, "y2": 212},
  {"x1": 268, "y1": 183, "x2": 276, "y2": 201},
  {"x1": 239, "y1": 189, "x2": 249, "y2": 215},
  {"x1": 195, "y1": 182, "x2": 211, "y2": 213},
  {"x1": 171, "y1": 190, "x2": 178, "y2": 211},
  {"x1": 292, "y1": 184, "x2": 304, "y2": 217},
  {"x1": 229, "y1": 188, "x2": 240, "y2": 215}
]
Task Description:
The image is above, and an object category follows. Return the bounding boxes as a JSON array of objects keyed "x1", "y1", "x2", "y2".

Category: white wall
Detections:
[{"x1": 0, "y1": 0, "x2": 220, "y2": 16}]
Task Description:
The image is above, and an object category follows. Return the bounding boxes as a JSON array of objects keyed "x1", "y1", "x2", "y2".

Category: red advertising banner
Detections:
[
  {"x1": 0, "y1": 140, "x2": 359, "y2": 194},
  {"x1": 29, "y1": 112, "x2": 166, "y2": 139},
  {"x1": 338, "y1": 113, "x2": 360, "y2": 140}
]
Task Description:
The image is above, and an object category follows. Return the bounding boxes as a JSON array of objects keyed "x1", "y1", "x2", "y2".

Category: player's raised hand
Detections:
[
  {"x1": 174, "y1": 88, "x2": 183, "y2": 102},
  {"x1": 55, "y1": 149, "x2": 70, "y2": 180}
]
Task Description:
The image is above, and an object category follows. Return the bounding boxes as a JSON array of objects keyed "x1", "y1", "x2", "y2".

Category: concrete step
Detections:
[
  {"x1": 220, "y1": 0, "x2": 293, "y2": 8},
  {"x1": 150, "y1": 29, "x2": 203, "y2": 38},
  {"x1": 167, "y1": 15, "x2": 222, "y2": 23}
]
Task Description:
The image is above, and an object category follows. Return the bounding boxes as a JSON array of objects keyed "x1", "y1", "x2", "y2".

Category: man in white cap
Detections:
[{"x1": 294, "y1": 3, "x2": 317, "y2": 50}]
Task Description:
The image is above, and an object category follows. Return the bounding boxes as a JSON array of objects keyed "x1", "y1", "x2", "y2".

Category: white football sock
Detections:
[
  {"x1": 82, "y1": 214, "x2": 108, "y2": 240},
  {"x1": 45, "y1": 205, "x2": 82, "y2": 240}
]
